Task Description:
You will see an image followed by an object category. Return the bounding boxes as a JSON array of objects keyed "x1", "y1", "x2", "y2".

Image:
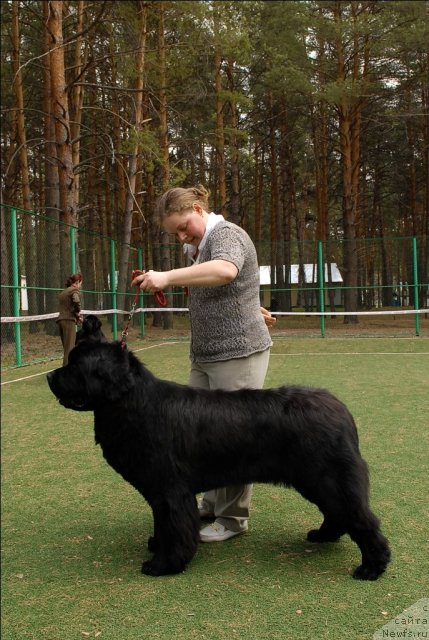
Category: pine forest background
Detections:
[{"x1": 1, "y1": 0, "x2": 428, "y2": 332}]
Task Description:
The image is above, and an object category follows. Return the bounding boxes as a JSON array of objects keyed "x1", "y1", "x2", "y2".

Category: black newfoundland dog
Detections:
[
  {"x1": 47, "y1": 341, "x2": 391, "y2": 580},
  {"x1": 75, "y1": 314, "x2": 107, "y2": 344}
]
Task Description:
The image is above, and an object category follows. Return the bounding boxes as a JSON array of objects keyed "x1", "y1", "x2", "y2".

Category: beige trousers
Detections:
[{"x1": 188, "y1": 348, "x2": 270, "y2": 533}]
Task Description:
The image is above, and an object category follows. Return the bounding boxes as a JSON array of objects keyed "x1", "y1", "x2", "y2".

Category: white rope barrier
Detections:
[
  {"x1": 1, "y1": 312, "x2": 59, "y2": 323},
  {"x1": 1, "y1": 307, "x2": 427, "y2": 323},
  {"x1": 0, "y1": 308, "x2": 189, "y2": 322},
  {"x1": 271, "y1": 309, "x2": 428, "y2": 316}
]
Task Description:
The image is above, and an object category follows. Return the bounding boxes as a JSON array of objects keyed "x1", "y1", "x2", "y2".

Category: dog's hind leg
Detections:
[
  {"x1": 295, "y1": 477, "x2": 347, "y2": 543},
  {"x1": 307, "y1": 518, "x2": 346, "y2": 543},
  {"x1": 347, "y1": 512, "x2": 391, "y2": 581},
  {"x1": 306, "y1": 471, "x2": 390, "y2": 580},
  {"x1": 305, "y1": 484, "x2": 390, "y2": 579},
  {"x1": 142, "y1": 491, "x2": 200, "y2": 577},
  {"x1": 338, "y1": 462, "x2": 391, "y2": 580},
  {"x1": 307, "y1": 499, "x2": 390, "y2": 580}
]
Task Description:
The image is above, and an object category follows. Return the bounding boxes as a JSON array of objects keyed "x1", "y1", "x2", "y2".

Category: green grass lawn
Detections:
[{"x1": 1, "y1": 338, "x2": 428, "y2": 640}]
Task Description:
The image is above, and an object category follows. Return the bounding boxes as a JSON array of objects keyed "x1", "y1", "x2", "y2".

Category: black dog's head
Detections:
[
  {"x1": 76, "y1": 314, "x2": 106, "y2": 345},
  {"x1": 47, "y1": 341, "x2": 136, "y2": 411}
]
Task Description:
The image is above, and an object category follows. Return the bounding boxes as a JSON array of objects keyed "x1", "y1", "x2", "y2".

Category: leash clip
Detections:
[{"x1": 121, "y1": 271, "x2": 143, "y2": 348}]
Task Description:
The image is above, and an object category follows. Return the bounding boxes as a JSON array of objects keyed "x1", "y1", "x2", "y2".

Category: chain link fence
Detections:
[{"x1": 1, "y1": 204, "x2": 428, "y2": 368}]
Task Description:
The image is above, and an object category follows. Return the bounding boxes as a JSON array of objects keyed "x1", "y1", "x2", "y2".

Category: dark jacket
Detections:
[{"x1": 57, "y1": 286, "x2": 81, "y2": 323}]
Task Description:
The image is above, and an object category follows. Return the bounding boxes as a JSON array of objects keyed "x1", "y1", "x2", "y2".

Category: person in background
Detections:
[
  {"x1": 56, "y1": 273, "x2": 82, "y2": 366},
  {"x1": 132, "y1": 185, "x2": 275, "y2": 543}
]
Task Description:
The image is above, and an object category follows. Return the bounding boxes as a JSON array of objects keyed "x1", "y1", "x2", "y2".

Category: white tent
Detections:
[
  {"x1": 259, "y1": 263, "x2": 343, "y2": 285},
  {"x1": 259, "y1": 263, "x2": 343, "y2": 307}
]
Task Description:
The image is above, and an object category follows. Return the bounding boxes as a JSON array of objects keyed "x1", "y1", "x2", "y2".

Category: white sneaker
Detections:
[{"x1": 200, "y1": 521, "x2": 247, "y2": 543}]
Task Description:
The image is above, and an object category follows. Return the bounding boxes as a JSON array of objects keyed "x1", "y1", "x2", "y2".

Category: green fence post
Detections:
[
  {"x1": 138, "y1": 248, "x2": 145, "y2": 338},
  {"x1": 10, "y1": 207, "x2": 22, "y2": 366},
  {"x1": 412, "y1": 236, "x2": 420, "y2": 337},
  {"x1": 70, "y1": 226, "x2": 76, "y2": 273},
  {"x1": 110, "y1": 239, "x2": 118, "y2": 340},
  {"x1": 318, "y1": 240, "x2": 325, "y2": 338}
]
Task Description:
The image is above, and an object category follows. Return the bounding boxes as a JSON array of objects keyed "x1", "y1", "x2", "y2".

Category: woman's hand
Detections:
[
  {"x1": 261, "y1": 306, "x2": 276, "y2": 328},
  {"x1": 131, "y1": 270, "x2": 169, "y2": 293}
]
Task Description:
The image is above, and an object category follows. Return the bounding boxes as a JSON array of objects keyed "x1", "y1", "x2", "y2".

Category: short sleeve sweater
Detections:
[{"x1": 188, "y1": 220, "x2": 272, "y2": 363}]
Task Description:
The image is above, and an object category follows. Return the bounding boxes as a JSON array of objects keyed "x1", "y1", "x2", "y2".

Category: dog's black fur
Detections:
[
  {"x1": 75, "y1": 315, "x2": 107, "y2": 344},
  {"x1": 47, "y1": 341, "x2": 391, "y2": 580}
]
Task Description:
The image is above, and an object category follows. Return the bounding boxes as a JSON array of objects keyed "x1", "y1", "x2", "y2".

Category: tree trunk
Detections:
[
  {"x1": 80, "y1": 88, "x2": 98, "y2": 302},
  {"x1": 334, "y1": 2, "x2": 366, "y2": 324},
  {"x1": 268, "y1": 93, "x2": 279, "y2": 305},
  {"x1": 214, "y1": 47, "x2": 227, "y2": 216},
  {"x1": 314, "y1": 101, "x2": 336, "y2": 314},
  {"x1": 279, "y1": 104, "x2": 292, "y2": 312},
  {"x1": 420, "y1": 52, "x2": 429, "y2": 311},
  {"x1": 280, "y1": 109, "x2": 305, "y2": 311},
  {"x1": 312, "y1": 17, "x2": 336, "y2": 316},
  {"x1": 0, "y1": 207, "x2": 13, "y2": 342},
  {"x1": 226, "y1": 57, "x2": 240, "y2": 225},
  {"x1": 12, "y1": 0, "x2": 38, "y2": 331},
  {"x1": 253, "y1": 141, "x2": 263, "y2": 248},
  {"x1": 42, "y1": 0, "x2": 61, "y2": 334},
  {"x1": 109, "y1": 25, "x2": 127, "y2": 239},
  {"x1": 116, "y1": 1, "x2": 147, "y2": 313},
  {"x1": 48, "y1": 0, "x2": 77, "y2": 281},
  {"x1": 69, "y1": 0, "x2": 86, "y2": 222},
  {"x1": 1, "y1": 97, "x2": 17, "y2": 341},
  {"x1": 339, "y1": 109, "x2": 359, "y2": 322},
  {"x1": 158, "y1": 1, "x2": 173, "y2": 330}
]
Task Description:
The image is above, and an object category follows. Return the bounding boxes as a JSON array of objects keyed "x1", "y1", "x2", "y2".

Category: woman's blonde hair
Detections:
[{"x1": 155, "y1": 185, "x2": 210, "y2": 221}]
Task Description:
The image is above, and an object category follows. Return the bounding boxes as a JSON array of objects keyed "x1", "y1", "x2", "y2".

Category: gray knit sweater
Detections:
[{"x1": 188, "y1": 221, "x2": 272, "y2": 362}]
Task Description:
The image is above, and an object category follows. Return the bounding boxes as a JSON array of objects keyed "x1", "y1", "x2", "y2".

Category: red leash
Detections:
[
  {"x1": 131, "y1": 270, "x2": 167, "y2": 308},
  {"x1": 121, "y1": 269, "x2": 167, "y2": 348}
]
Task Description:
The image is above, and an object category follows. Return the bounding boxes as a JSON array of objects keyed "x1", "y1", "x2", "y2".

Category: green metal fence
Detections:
[
  {"x1": 1, "y1": 204, "x2": 428, "y2": 369},
  {"x1": 1, "y1": 205, "x2": 150, "y2": 368}
]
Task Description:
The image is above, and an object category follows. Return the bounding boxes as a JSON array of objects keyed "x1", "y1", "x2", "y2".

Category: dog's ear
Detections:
[{"x1": 82, "y1": 342, "x2": 136, "y2": 402}]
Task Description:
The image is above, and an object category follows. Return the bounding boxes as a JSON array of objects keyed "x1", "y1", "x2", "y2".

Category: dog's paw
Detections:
[
  {"x1": 352, "y1": 564, "x2": 383, "y2": 581},
  {"x1": 306, "y1": 528, "x2": 340, "y2": 543},
  {"x1": 307, "y1": 528, "x2": 323, "y2": 542},
  {"x1": 141, "y1": 557, "x2": 185, "y2": 577},
  {"x1": 141, "y1": 559, "x2": 163, "y2": 576}
]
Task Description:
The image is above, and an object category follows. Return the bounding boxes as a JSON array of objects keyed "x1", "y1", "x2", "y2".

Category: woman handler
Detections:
[
  {"x1": 56, "y1": 273, "x2": 82, "y2": 366},
  {"x1": 132, "y1": 186, "x2": 275, "y2": 542}
]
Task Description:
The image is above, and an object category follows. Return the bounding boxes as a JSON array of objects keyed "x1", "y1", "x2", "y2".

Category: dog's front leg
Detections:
[{"x1": 142, "y1": 492, "x2": 200, "y2": 577}]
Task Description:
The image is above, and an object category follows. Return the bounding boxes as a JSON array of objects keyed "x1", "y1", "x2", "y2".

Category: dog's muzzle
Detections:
[{"x1": 47, "y1": 371, "x2": 91, "y2": 411}]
